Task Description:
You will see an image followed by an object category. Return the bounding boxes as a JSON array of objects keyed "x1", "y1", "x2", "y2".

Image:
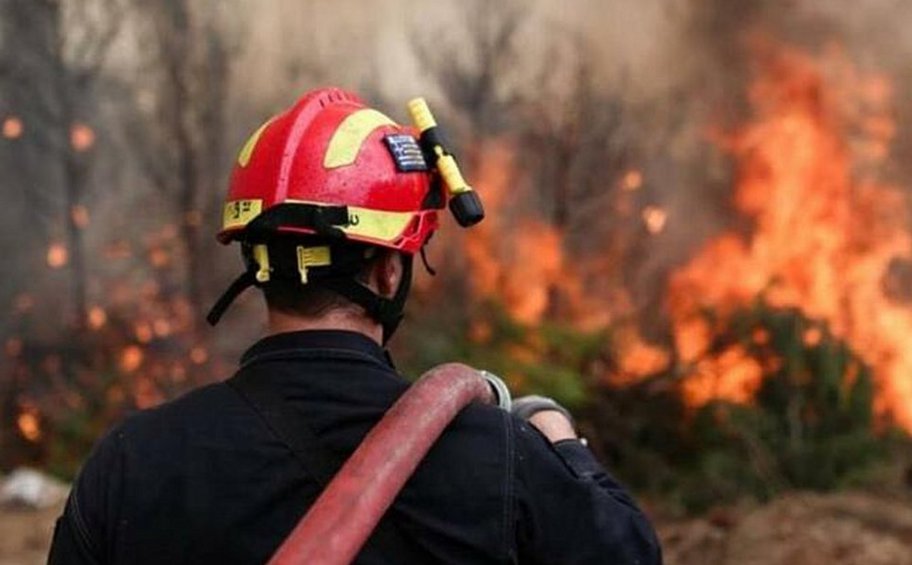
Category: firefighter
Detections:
[{"x1": 48, "y1": 88, "x2": 661, "y2": 564}]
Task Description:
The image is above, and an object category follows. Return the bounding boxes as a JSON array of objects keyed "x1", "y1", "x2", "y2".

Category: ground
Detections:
[
  {"x1": 660, "y1": 492, "x2": 912, "y2": 565},
  {"x1": 2, "y1": 492, "x2": 912, "y2": 563},
  {"x1": 0, "y1": 501, "x2": 61, "y2": 565}
]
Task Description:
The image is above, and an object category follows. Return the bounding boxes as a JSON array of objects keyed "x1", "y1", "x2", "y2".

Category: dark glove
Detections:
[{"x1": 511, "y1": 395, "x2": 575, "y2": 428}]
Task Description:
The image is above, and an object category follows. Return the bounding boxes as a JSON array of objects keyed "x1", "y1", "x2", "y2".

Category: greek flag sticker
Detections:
[{"x1": 384, "y1": 134, "x2": 428, "y2": 172}]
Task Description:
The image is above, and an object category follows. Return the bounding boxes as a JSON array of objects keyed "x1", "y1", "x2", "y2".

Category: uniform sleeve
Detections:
[
  {"x1": 48, "y1": 429, "x2": 126, "y2": 565},
  {"x1": 513, "y1": 419, "x2": 662, "y2": 565}
]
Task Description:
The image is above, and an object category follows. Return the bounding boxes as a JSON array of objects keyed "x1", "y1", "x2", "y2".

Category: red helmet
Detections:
[
  {"x1": 218, "y1": 87, "x2": 442, "y2": 253},
  {"x1": 207, "y1": 87, "x2": 483, "y2": 336}
]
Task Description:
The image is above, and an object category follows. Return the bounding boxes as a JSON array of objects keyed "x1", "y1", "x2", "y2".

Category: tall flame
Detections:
[{"x1": 668, "y1": 41, "x2": 912, "y2": 429}]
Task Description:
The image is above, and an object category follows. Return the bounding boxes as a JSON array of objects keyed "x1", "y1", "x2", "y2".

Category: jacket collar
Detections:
[{"x1": 240, "y1": 330, "x2": 391, "y2": 367}]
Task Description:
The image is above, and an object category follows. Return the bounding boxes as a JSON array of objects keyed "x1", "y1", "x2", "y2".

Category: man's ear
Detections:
[{"x1": 373, "y1": 250, "x2": 403, "y2": 299}]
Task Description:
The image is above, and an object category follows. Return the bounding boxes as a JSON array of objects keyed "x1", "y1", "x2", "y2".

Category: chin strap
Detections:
[
  {"x1": 319, "y1": 255, "x2": 413, "y2": 345},
  {"x1": 206, "y1": 268, "x2": 258, "y2": 326},
  {"x1": 206, "y1": 252, "x2": 414, "y2": 345}
]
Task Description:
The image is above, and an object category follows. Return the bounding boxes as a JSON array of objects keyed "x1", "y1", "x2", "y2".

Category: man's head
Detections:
[
  {"x1": 261, "y1": 242, "x2": 406, "y2": 340},
  {"x1": 207, "y1": 87, "x2": 482, "y2": 344}
]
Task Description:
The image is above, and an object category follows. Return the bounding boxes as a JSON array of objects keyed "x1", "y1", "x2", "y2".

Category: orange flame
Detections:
[
  {"x1": 668, "y1": 41, "x2": 912, "y2": 429},
  {"x1": 462, "y1": 140, "x2": 605, "y2": 328}
]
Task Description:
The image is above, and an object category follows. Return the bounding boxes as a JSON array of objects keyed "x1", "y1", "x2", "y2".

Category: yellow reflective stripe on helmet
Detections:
[
  {"x1": 343, "y1": 206, "x2": 414, "y2": 242},
  {"x1": 285, "y1": 199, "x2": 414, "y2": 242},
  {"x1": 237, "y1": 118, "x2": 274, "y2": 167},
  {"x1": 223, "y1": 199, "x2": 263, "y2": 230},
  {"x1": 323, "y1": 109, "x2": 395, "y2": 169}
]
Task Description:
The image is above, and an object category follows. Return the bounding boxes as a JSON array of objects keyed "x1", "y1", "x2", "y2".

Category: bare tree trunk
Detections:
[
  {"x1": 137, "y1": 0, "x2": 233, "y2": 333},
  {"x1": 63, "y1": 148, "x2": 90, "y2": 326},
  {"x1": 50, "y1": 4, "x2": 90, "y2": 327}
]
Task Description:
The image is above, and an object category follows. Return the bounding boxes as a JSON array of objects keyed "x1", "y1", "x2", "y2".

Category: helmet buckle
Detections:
[
  {"x1": 253, "y1": 244, "x2": 271, "y2": 283},
  {"x1": 296, "y1": 245, "x2": 332, "y2": 284}
]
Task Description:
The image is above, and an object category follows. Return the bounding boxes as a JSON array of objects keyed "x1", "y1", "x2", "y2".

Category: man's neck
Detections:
[{"x1": 266, "y1": 308, "x2": 383, "y2": 345}]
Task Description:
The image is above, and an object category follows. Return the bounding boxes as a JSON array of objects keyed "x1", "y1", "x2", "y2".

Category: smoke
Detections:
[{"x1": 228, "y1": 0, "x2": 912, "y2": 329}]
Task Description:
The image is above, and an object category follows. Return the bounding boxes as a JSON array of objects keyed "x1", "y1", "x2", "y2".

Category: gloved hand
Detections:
[{"x1": 511, "y1": 395, "x2": 577, "y2": 443}]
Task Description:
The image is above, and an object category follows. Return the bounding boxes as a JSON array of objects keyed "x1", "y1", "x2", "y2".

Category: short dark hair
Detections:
[
  {"x1": 263, "y1": 278, "x2": 360, "y2": 317},
  {"x1": 261, "y1": 247, "x2": 378, "y2": 318}
]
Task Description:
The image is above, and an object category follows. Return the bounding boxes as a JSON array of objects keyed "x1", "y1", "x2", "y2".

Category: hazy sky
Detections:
[{"x1": 234, "y1": 0, "x2": 685, "y2": 110}]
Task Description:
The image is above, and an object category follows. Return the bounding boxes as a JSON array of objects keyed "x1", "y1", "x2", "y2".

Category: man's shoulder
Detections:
[
  {"x1": 110, "y1": 379, "x2": 251, "y2": 449},
  {"x1": 425, "y1": 402, "x2": 514, "y2": 465}
]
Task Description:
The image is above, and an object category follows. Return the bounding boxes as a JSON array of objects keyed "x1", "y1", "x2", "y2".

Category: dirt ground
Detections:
[
  {"x1": 660, "y1": 492, "x2": 912, "y2": 565},
  {"x1": 2, "y1": 492, "x2": 912, "y2": 563},
  {"x1": 0, "y1": 501, "x2": 62, "y2": 565}
]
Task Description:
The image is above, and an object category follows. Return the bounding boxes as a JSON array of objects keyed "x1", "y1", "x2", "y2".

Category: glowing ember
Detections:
[
  {"x1": 153, "y1": 319, "x2": 172, "y2": 337},
  {"x1": 752, "y1": 328, "x2": 771, "y2": 346},
  {"x1": 120, "y1": 345, "x2": 144, "y2": 373},
  {"x1": 190, "y1": 347, "x2": 208, "y2": 365},
  {"x1": 667, "y1": 41, "x2": 912, "y2": 429},
  {"x1": 641, "y1": 206, "x2": 668, "y2": 235},
  {"x1": 149, "y1": 248, "x2": 170, "y2": 268},
  {"x1": 17, "y1": 407, "x2": 41, "y2": 442},
  {"x1": 87, "y1": 306, "x2": 107, "y2": 330},
  {"x1": 621, "y1": 170, "x2": 643, "y2": 191},
  {"x1": 70, "y1": 123, "x2": 96, "y2": 152},
  {"x1": 134, "y1": 323, "x2": 153, "y2": 343},
  {"x1": 71, "y1": 205, "x2": 90, "y2": 228},
  {"x1": 803, "y1": 326, "x2": 823, "y2": 347},
  {"x1": 2, "y1": 116, "x2": 23, "y2": 139},
  {"x1": 47, "y1": 243, "x2": 69, "y2": 268}
]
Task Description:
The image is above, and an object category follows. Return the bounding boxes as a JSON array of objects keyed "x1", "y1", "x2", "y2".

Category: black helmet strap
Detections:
[
  {"x1": 318, "y1": 254, "x2": 413, "y2": 344},
  {"x1": 205, "y1": 268, "x2": 258, "y2": 327},
  {"x1": 206, "y1": 243, "x2": 414, "y2": 345}
]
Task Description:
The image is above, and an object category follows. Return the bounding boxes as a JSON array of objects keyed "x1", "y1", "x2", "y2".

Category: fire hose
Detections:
[{"x1": 268, "y1": 363, "x2": 512, "y2": 565}]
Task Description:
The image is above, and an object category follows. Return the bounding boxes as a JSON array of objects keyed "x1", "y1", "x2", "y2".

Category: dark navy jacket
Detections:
[{"x1": 48, "y1": 330, "x2": 661, "y2": 564}]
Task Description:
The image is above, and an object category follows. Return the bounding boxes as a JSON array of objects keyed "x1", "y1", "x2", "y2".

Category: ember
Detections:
[
  {"x1": 70, "y1": 123, "x2": 96, "y2": 152},
  {"x1": 2, "y1": 116, "x2": 23, "y2": 139},
  {"x1": 87, "y1": 307, "x2": 107, "y2": 330},
  {"x1": 16, "y1": 406, "x2": 42, "y2": 443},
  {"x1": 641, "y1": 206, "x2": 668, "y2": 235},
  {"x1": 46, "y1": 243, "x2": 68, "y2": 269},
  {"x1": 120, "y1": 346, "x2": 144, "y2": 373}
]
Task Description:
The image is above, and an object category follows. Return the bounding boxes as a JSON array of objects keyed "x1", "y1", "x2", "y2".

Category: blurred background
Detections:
[{"x1": 2, "y1": 0, "x2": 912, "y2": 562}]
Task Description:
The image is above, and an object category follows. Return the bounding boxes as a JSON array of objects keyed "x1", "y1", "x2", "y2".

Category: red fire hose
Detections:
[{"x1": 268, "y1": 363, "x2": 510, "y2": 565}]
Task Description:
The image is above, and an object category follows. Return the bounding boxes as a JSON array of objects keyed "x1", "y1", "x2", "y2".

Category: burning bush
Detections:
[{"x1": 584, "y1": 302, "x2": 897, "y2": 513}]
